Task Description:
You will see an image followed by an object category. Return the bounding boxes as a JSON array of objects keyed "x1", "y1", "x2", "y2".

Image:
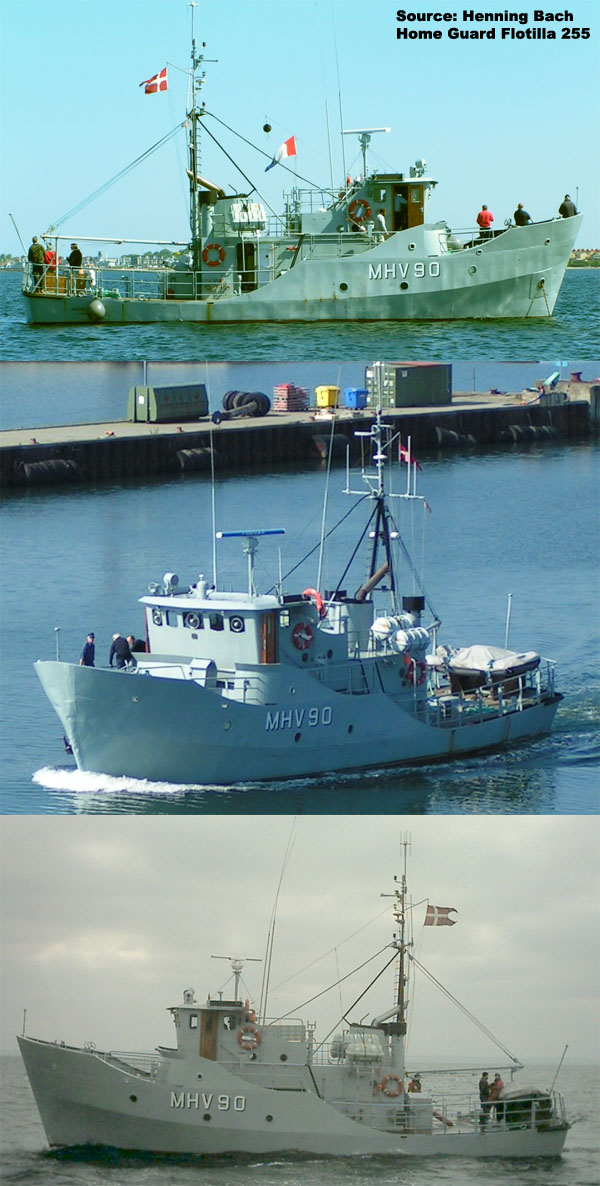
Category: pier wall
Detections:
[{"x1": 0, "y1": 399, "x2": 594, "y2": 491}]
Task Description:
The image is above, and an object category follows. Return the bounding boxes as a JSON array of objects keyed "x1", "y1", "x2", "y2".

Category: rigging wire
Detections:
[
  {"x1": 409, "y1": 952, "x2": 521, "y2": 1065},
  {"x1": 258, "y1": 820, "x2": 297, "y2": 1023},
  {"x1": 44, "y1": 123, "x2": 187, "y2": 234},
  {"x1": 266, "y1": 494, "x2": 370, "y2": 593},
  {"x1": 269, "y1": 943, "x2": 391, "y2": 1024},
  {"x1": 202, "y1": 109, "x2": 326, "y2": 192}
]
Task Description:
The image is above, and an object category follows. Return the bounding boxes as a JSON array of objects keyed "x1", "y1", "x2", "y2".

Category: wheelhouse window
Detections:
[
  {"x1": 210, "y1": 613, "x2": 224, "y2": 631},
  {"x1": 189, "y1": 1014, "x2": 198, "y2": 1029}
]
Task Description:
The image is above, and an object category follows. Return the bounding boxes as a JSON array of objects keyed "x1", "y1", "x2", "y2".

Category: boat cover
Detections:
[{"x1": 448, "y1": 645, "x2": 540, "y2": 675}]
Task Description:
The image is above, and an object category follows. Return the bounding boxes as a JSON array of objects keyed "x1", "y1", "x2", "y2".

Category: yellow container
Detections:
[{"x1": 315, "y1": 385, "x2": 340, "y2": 408}]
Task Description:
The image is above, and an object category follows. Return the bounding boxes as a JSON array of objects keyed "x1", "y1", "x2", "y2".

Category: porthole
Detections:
[
  {"x1": 280, "y1": 1053, "x2": 288, "y2": 1062},
  {"x1": 184, "y1": 612, "x2": 201, "y2": 630},
  {"x1": 544, "y1": 238, "x2": 551, "y2": 245},
  {"x1": 203, "y1": 1113, "x2": 212, "y2": 1121},
  {"x1": 152, "y1": 609, "x2": 162, "y2": 626},
  {"x1": 400, "y1": 282, "x2": 409, "y2": 291},
  {"x1": 468, "y1": 265, "x2": 477, "y2": 275},
  {"x1": 408, "y1": 242, "x2": 416, "y2": 251},
  {"x1": 294, "y1": 732, "x2": 301, "y2": 742},
  {"x1": 129, "y1": 1095, "x2": 137, "y2": 1103},
  {"x1": 230, "y1": 616, "x2": 245, "y2": 633},
  {"x1": 476, "y1": 248, "x2": 483, "y2": 255},
  {"x1": 327, "y1": 649, "x2": 333, "y2": 659},
  {"x1": 266, "y1": 1114, "x2": 273, "y2": 1122},
  {"x1": 339, "y1": 282, "x2": 349, "y2": 292},
  {"x1": 348, "y1": 724, "x2": 354, "y2": 734}
]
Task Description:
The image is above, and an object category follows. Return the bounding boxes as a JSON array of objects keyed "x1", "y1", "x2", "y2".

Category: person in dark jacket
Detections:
[
  {"x1": 28, "y1": 236, "x2": 45, "y2": 290},
  {"x1": 479, "y1": 1072, "x2": 491, "y2": 1124},
  {"x1": 127, "y1": 635, "x2": 147, "y2": 653},
  {"x1": 558, "y1": 194, "x2": 577, "y2": 218},
  {"x1": 67, "y1": 243, "x2": 83, "y2": 267},
  {"x1": 514, "y1": 203, "x2": 532, "y2": 226},
  {"x1": 109, "y1": 633, "x2": 134, "y2": 669},
  {"x1": 79, "y1": 633, "x2": 95, "y2": 666}
]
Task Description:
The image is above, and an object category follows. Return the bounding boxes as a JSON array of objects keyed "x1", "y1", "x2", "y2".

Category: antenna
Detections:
[
  {"x1": 215, "y1": 529, "x2": 285, "y2": 596},
  {"x1": 342, "y1": 128, "x2": 391, "y2": 177},
  {"x1": 211, "y1": 955, "x2": 262, "y2": 1002}
]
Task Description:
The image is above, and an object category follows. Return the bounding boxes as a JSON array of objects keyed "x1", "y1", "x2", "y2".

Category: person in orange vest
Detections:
[{"x1": 489, "y1": 1072, "x2": 505, "y2": 1121}]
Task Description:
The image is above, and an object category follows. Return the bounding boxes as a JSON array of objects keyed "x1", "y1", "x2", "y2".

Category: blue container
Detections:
[{"x1": 343, "y1": 387, "x2": 368, "y2": 410}]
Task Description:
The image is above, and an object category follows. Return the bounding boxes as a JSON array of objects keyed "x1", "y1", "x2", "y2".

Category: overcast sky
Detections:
[
  {"x1": 1, "y1": 815, "x2": 598, "y2": 1068},
  {"x1": 2, "y1": 0, "x2": 598, "y2": 252}
]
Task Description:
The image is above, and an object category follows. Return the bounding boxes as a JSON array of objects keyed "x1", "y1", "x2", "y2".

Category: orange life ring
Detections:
[
  {"x1": 237, "y1": 1024, "x2": 261, "y2": 1051},
  {"x1": 202, "y1": 242, "x2": 226, "y2": 267},
  {"x1": 380, "y1": 1074, "x2": 403, "y2": 1098},
  {"x1": 293, "y1": 622, "x2": 314, "y2": 650},
  {"x1": 302, "y1": 587, "x2": 327, "y2": 619},
  {"x1": 349, "y1": 198, "x2": 371, "y2": 223}
]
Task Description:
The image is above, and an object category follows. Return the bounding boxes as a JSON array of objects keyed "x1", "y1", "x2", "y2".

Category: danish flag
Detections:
[
  {"x1": 424, "y1": 905, "x2": 457, "y2": 927},
  {"x1": 140, "y1": 67, "x2": 168, "y2": 94}
]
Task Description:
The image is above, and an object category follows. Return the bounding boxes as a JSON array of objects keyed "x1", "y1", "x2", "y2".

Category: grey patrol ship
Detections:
[
  {"x1": 34, "y1": 407, "x2": 561, "y2": 786},
  {"x1": 18, "y1": 858, "x2": 570, "y2": 1157},
  {"x1": 22, "y1": 12, "x2": 582, "y2": 325}
]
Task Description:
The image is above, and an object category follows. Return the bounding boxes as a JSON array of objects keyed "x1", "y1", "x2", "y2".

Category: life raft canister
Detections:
[
  {"x1": 302, "y1": 588, "x2": 327, "y2": 619},
  {"x1": 348, "y1": 198, "x2": 371, "y2": 223},
  {"x1": 237, "y1": 1023, "x2": 261, "y2": 1051},
  {"x1": 202, "y1": 243, "x2": 226, "y2": 267},
  {"x1": 380, "y1": 1074, "x2": 403, "y2": 1097},
  {"x1": 292, "y1": 622, "x2": 314, "y2": 651}
]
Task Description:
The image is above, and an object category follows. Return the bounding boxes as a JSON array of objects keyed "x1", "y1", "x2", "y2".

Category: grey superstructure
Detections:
[
  {"x1": 18, "y1": 859, "x2": 570, "y2": 1157},
  {"x1": 35, "y1": 408, "x2": 561, "y2": 786},
  {"x1": 22, "y1": 21, "x2": 582, "y2": 326}
]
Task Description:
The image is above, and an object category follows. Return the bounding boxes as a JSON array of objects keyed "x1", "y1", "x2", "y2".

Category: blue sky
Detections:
[{"x1": 2, "y1": 0, "x2": 598, "y2": 253}]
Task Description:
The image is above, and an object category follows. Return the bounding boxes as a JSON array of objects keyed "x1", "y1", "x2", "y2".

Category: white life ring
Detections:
[
  {"x1": 238, "y1": 1024, "x2": 261, "y2": 1051},
  {"x1": 202, "y1": 242, "x2": 226, "y2": 267},
  {"x1": 380, "y1": 1074, "x2": 403, "y2": 1098},
  {"x1": 349, "y1": 198, "x2": 371, "y2": 223},
  {"x1": 293, "y1": 622, "x2": 314, "y2": 651}
]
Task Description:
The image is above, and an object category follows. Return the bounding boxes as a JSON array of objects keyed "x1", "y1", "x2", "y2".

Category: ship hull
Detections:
[
  {"x1": 17, "y1": 1038, "x2": 568, "y2": 1158},
  {"x1": 35, "y1": 660, "x2": 561, "y2": 785},
  {"x1": 23, "y1": 218, "x2": 580, "y2": 325}
]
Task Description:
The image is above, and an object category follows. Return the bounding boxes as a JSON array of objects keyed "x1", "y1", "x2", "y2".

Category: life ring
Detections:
[
  {"x1": 202, "y1": 243, "x2": 226, "y2": 267},
  {"x1": 238, "y1": 1024, "x2": 261, "y2": 1051},
  {"x1": 293, "y1": 622, "x2": 314, "y2": 651},
  {"x1": 402, "y1": 656, "x2": 426, "y2": 686},
  {"x1": 380, "y1": 1074, "x2": 403, "y2": 1098},
  {"x1": 349, "y1": 198, "x2": 371, "y2": 223},
  {"x1": 302, "y1": 587, "x2": 327, "y2": 619}
]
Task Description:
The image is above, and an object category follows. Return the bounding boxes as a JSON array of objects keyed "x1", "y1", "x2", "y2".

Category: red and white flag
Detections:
[
  {"x1": 424, "y1": 905, "x2": 457, "y2": 927},
  {"x1": 140, "y1": 67, "x2": 168, "y2": 94},
  {"x1": 399, "y1": 443, "x2": 422, "y2": 470},
  {"x1": 265, "y1": 135, "x2": 297, "y2": 172}
]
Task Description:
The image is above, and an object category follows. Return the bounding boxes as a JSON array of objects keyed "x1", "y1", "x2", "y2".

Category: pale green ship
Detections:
[
  {"x1": 22, "y1": 18, "x2": 582, "y2": 326},
  {"x1": 18, "y1": 855, "x2": 570, "y2": 1157}
]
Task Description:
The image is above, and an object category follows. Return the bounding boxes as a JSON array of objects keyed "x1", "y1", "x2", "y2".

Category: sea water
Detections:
[
  {"x1": 1, "y1": 442, "x2": 598, "y2": 815},
  {"x1": 1, "y1": 269, "x2": 599, "y2": 361},
  {"x1": 0, "y1": 1057, "x2": 598, "y2": 1186}
]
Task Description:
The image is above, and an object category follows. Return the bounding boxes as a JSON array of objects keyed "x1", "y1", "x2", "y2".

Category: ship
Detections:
[
  {"x1": 17, "y1": 850, "x2": 570, "y2": 1157},
  {"x1": 21, "y1": 12, "x2": 582, "y2": 326},
  {"x1": 34, "y1": 404, "x2": 562, "y2": 786}
]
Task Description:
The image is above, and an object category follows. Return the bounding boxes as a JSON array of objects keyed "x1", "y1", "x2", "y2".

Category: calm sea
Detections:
[
  {"x1": 1, "y1": 269, "x2": 599, "y2": 361},
  {"x1": 1, "y1": 1056, "x2": 598, "y2": 1186},
  {"x1": 1, "y1": 443, "x2": 598, "y2": 816}
]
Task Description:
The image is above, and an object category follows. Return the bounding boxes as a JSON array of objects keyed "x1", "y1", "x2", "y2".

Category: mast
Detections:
[
  {"x1": 393, "y1": 837, "x2": 410, "y2": 1035},
  {"x1": 188, "y1": 2, "x2": 205, "y2": 270},
  {"x1": 380, "y1": 836, "x2": 410, "y2": 1074}
]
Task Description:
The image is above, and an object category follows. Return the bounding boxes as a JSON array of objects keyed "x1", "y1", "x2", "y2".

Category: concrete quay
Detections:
[{"x1": 0, "y1": 391, "x2": 596, "y2": 491}]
